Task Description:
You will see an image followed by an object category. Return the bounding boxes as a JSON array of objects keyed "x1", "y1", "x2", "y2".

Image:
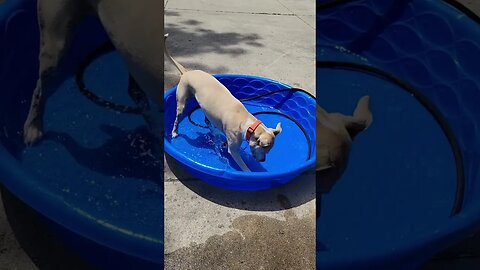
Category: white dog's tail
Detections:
[{"x1": 164, "y1": 33, "x2": 188, "y2": 75}]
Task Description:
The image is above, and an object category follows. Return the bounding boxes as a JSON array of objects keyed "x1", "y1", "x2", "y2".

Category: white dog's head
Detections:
[{"x1": 248, "y1": 122, "x2": 282, "y2": 162}]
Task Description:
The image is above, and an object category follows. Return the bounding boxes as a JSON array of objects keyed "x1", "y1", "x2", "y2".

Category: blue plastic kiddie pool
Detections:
[
  {"x1": 164, "y1": 75, "x2": 316, "y2": 190},
  {"x1": 317, "y1": 0, "x2": 480, "y2": 269},
  {"x1": 0, "y1": 0, "x2": 163, "y2": 269}
]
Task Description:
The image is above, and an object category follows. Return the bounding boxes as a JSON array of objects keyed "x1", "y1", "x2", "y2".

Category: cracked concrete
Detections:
[{"x1": 165, "y1": 205, "x2": 315, "y2": 270}]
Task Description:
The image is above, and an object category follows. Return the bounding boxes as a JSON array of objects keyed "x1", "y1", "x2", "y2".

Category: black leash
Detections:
[
  {"x1": 317, "y1": 0, "x2": 472, "y2": 217},
  {"x1": 317, "y1": 60, "x2": 465, "y2": 217},
  {"x1": 76, "y1": 42, "x2": 145, "y2": 114}
]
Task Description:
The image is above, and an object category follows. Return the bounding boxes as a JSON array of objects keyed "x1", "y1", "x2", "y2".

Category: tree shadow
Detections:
[
  {"x1": 164, "y1": 62, "x2": 230, "y2": 90},
  {"x1": 165, "y1": 154, "x2": 315, "y2": 211},
  {"x1": 164, "y1": 14, "x2": 266, "y2": 89},
  {"x1": 164, "y1": 21, "x2": 264, "y2": 57}
]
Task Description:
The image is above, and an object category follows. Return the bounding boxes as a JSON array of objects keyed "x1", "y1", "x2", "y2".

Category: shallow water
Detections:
[{"x1": 317, "y1": 46, "x2": 457, "y2": 262}]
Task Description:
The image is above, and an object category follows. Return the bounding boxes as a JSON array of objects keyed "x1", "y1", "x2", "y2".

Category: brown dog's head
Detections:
[{"x1": 248, "y1": 123, "x2": 282, "y2": 162}]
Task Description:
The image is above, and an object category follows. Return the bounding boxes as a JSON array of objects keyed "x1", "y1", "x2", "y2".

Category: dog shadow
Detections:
[
  {"x1": 166, "y1": 154, "x2": 314, "y2": 211},
  {"x1": 43, "y1": 125, "x2": 163, "y2": 183}
]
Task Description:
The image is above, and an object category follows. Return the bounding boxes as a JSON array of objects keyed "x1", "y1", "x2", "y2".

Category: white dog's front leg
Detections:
[{"x1": 227, "y1": 143, "x2": 251, "y2": 172}]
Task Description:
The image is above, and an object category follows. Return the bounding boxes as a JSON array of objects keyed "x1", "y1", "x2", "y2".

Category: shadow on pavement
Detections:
[{"x1": 165, "y1": 154, "x2": 315, "y2": 211}]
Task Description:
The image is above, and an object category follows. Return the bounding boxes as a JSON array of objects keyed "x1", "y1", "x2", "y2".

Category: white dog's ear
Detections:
[{"x1": 271, "y1": 122, "x2": 282, "y2": 135}]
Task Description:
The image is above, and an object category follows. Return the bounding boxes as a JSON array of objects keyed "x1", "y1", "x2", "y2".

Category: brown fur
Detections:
[
  {"x1": 316, "y1": 96, "x2": 372, "y2": 193},
  {"x1": 23, "y1": 0, "x2": 164, "y2": 145}
]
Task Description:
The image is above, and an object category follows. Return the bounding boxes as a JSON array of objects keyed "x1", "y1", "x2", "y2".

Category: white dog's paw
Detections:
[
  {"x1": 23, "y1": 122, "x2": 43, "y2": 146},
  {"x1": 171, "y1": 131, "x2": 178, "y2": 138}
]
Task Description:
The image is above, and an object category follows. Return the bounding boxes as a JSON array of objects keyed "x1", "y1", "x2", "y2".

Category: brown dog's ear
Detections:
[
  {"x1": 346, "y1": 96, "x2": 372, "y2": 139},
  {"x1": 353, "y1": 96, "x2": 372, "y2": 128},
  {"x1": 271, "y1": 122, "x2": 282, "y2": 135}
]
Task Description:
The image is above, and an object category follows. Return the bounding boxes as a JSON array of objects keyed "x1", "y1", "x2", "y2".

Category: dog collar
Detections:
[{"x1": 246, "y1": 120, "x2": 263, "y2": 140}]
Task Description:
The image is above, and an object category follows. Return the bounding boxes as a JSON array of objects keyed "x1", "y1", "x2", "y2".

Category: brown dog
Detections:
[
  {"x1": 23, "y1": 0, "x2": 164, "y2": 145},
  {"x1": 316, "y1": 96, "x2": 372, "y2": 193}
]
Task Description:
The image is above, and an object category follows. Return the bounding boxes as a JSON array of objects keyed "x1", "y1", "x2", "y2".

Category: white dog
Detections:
[
  {"x1": 164, "y1": 34, "x2": 282, "y2": 172},
  {"x1": 23, "y1": 0, "x2": 164, "y2": 145}
]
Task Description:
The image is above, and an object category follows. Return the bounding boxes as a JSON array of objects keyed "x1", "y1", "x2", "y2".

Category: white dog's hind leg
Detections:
[
  {"x1": 94, "y1": 0, "x2": 164, "y2": 107},
  {"x1": 23, "y1": 0, "x2": 89, "y2": 145},
  {"x1": 23, "y1": 78, "x2": 46, "y2": 145},
  {"x1": 94, "y1": 0, "x2": 165, "y2": 139},
  {"x1": 172, "y1": 80, "x2": 190, "y2": 138}
]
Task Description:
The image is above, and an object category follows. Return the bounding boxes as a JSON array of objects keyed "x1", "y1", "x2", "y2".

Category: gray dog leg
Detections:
[{"x1": 23, "y1": 0, "x2": 89, "y2": 145}]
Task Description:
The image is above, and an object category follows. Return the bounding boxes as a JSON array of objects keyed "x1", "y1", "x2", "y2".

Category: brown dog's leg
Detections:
[
  {"x1": 23, "y1": 0, "x2": 89, "y2": 145},
  {"x1": 346, "y1": 96, "x2": 373, "y2": 138},
  {"x1": 93, "y1": 0, "x2": 164, "y2": 138}
]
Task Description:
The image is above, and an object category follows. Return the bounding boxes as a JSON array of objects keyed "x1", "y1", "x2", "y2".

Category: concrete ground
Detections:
[{"x1": 163, "y1": 0, "x2": 316, "y2": 269}]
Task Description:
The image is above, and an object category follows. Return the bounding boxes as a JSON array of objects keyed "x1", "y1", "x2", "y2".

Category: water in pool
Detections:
[
  {"x1": 0, "y1": 49, "x2": 164, "y2": 245},
  {"x1": 317, "y1": 46, "x2": 457, "y2": 263},
  {"x1": 166, "y1": 99, "x2": 311, "y2": 173}
]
